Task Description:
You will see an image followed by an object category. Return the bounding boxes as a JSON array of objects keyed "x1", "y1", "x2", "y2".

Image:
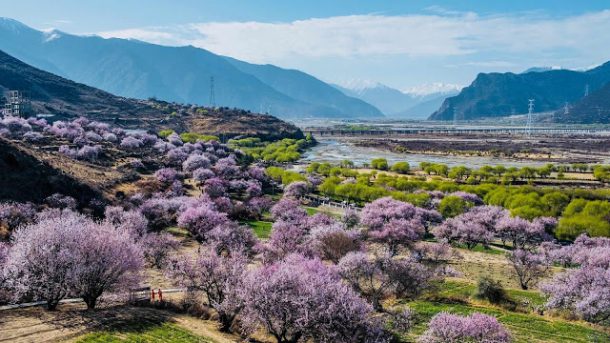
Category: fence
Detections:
[{"x1": 301, "y1": 194, "x2": 360, "y2": 210}]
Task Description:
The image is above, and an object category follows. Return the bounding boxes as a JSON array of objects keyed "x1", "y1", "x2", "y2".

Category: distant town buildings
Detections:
[{"x1": 2, "y1": 90, "x2": 32, "y2": 117}]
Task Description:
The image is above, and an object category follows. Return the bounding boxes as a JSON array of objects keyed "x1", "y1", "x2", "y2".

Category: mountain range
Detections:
[
  {"x1": 0, "y1": 49, "x2": 302, "y2": 139},
  {"x1": 334, "y1": 83, "x2": 459, "y2": 119},
  {"x1": 430, "y1": 63, "x2": 610, "y2": 121},
  {"x1": 0, "y1": 17, "x2": 382, "y2": 120}
]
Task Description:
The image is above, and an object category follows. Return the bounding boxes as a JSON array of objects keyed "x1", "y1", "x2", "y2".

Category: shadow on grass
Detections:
[{"x1": 19, "y1": 303, "x2": 174, "y2": 335}]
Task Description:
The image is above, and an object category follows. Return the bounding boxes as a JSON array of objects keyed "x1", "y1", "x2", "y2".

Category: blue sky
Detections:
[{"x1": 3, "y1": 1, "x2": 610, "y2": 93}]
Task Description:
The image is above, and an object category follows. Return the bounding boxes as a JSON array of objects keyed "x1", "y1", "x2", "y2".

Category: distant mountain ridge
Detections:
[
  {"x1": 430, "y1": 62, "x2": 610, "y2": 121},
  {"x1": 225, "y1": 57, "x2": 382, "y2": 118},
  {"x1": 0, "y1": 49, "x2": 303, "y2": 139},
  {"x1": 335, "y1": 83, "x2": 458, "y2": 119},
  {"x1": 0, "y1": 17, "x2": 382, "y2": 120}
]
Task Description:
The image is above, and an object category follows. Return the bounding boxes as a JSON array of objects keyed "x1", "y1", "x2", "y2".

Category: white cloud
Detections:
[{"x1": 97, "y1": 10, "x2": 610, "y2": 64}]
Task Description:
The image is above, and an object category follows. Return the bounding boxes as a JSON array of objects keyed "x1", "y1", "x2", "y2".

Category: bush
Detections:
[
  {"x1": 158, "y1": 129, "x2": 175, "y2": 138},
  {"x1": 419, "y1": 312, "x2": 511, "y2": 343},
  {"x1": 233, "y1": 138, "x2": 311, "y2": 163},
  {"x1": 180, "y1": 132, "x2": 219, "y2": 143},
  {"x1": 476, "y1": 276, "x2": 508, "y2": 304},
  {"x1": 556, "y1": 199, "x2": 610, "y2": 239},
  {"x1": 593, "y1": 165, "x2": 610, "y2": 182},
  {"x1": 266, "y1": 166, "x2": 306, "y2": 185},
  {"x1": 438, "y1": 195, "x2": 472, "y2": 218},
  {"x1": 391, "y1": 162, "x2": 410, "y2": 174},
  {"x1": 371, "y1": 158, "x2": 389, "y2": 171}
]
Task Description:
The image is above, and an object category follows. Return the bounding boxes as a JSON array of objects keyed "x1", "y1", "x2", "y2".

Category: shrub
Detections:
[
  {"x1": 266, "y1": 166, "x2": 306, "y2": 185},
  {"x1": 391, "y1": 161, "x2": 410, "y2": 174},
  {"x1": 120, "y1": 136, "x2": 144, "y2": 150},
  {"x1": 158, "y1": 129, "x2": 175, "y2": 138},
  {"x1": 309, "y1": 224, "x2": 362, "y2": 263},
  {"x1": 371, "y1": 158, "x2": 389, "y2": 171},
  {"x1": 180, "y1": 132, "x2": 219, "y2": 143},
  {"x1": 476, "y1": 276, "x2": 508, "y2": 304},
  {"x1": 154, "y1": 168, "x2": 179, "y2": 185},
  {"x1": 438, "y1": 195, "x2": 472, "y2": 218},
  {"x1": 283, "y1": 181, "x2": 309, "y2": 198},
  {"x1": 419, "y1": 312, "x2": 511, "y2": 343},
  {"x1": 556, "y1": 199, "x2": 610, "y2": 239}
]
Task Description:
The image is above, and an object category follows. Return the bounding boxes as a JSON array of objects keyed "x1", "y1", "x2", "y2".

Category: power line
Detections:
[
  {"x1": 525, "y1": 99, "x2": 535, "y2": 137},
  {"x1": 585, "y1": 84, "x2": 589, "y2": 97},
  {"x1": 209, "y1": 76, "x2": 216, "y2": 107}
]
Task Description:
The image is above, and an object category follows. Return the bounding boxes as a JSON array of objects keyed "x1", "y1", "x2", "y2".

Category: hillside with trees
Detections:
[{"x1": 1, "y1": 115, "x2": 609, "y2": 342}]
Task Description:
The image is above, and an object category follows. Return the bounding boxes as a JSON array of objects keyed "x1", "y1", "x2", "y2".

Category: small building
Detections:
[{"x1": 3, "y1": 90, "x2": 32, "y2": 117}]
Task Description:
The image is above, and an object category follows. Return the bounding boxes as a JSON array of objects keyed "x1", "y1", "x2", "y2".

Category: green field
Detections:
[
  {"x1": 243, "y1": 220, "x2": 273, "y2": 239},
  {"x1": 77, "y1": 322, "x2": 214, "y2": 343}
]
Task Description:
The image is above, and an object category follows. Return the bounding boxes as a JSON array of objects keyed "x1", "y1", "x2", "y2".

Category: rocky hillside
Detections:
[
  {"x1": 429, "y1": 62, "x2": 610, "y2": 122},
  {"x1": 0, "y1": 17, "x2": 382, "y2": 119},
  {"x1": 0, "y1": 49, "x2": 303, "y2": 140},
  {"x1": 0, "y1": 137, "x2": 107, "y2": 206}
]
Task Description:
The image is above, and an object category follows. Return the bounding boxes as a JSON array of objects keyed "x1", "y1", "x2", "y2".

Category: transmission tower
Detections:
[
  {"x1": 525, "y1": 99, "x2": 535, "y2": 137},
  {"x1": 585, "y1": 84, "x2": 590, "y2": 97},
  {"x1": 209, "y1": 76, "x2": 216, "y2": 107},
  {"x1": 564, "y1": 102, "x2": 570, "y2": 115}
]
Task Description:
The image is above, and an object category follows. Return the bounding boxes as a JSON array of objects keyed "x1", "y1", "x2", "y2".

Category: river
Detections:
[{"x1": 300, "y1": 138, "x2": 550, "y2": 168}]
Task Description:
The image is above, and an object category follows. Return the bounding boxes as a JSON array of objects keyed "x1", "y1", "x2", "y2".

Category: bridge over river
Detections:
[{"x1": 304, "y1": 127, "x2": 610, "y2": 137}]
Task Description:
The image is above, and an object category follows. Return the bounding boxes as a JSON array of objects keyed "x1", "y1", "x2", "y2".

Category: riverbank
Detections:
[
  {"x1": 354, "y1": 134, "x2": 610, "y2": 164},
  {"x1": 299, "y1": 133, "x2": 610, "y2": 168},
  {"x1": 300, "y1": 138, "x2": 559, "y2": 168}
]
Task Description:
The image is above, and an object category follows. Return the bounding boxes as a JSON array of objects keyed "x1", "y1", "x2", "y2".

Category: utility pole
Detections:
[
  {"x1": 209, "y1": 76, "x2": 216, "y2": 107},
  {"x1": 526, "y1": 99, "x2": 534, "y2": 137}
]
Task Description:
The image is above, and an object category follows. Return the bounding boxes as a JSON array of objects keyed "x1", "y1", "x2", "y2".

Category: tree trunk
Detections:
[
  {"x1": 46, "y1": 299, "x2": 60, "y2": 311},
  {"x1": 218, "y1": 313, "x2": 234, "y2": 333},
  {"x1": 84, "y1": 296, "x2": 98, "y2": 310},
  {"x1": 371, "y1": 296, "x2": 383, "y2": 312}
]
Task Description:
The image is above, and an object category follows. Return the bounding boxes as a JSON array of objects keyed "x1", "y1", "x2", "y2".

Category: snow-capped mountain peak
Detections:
[{"x1": 403, "y1": 82, "x2": 463, "y2": 97}]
